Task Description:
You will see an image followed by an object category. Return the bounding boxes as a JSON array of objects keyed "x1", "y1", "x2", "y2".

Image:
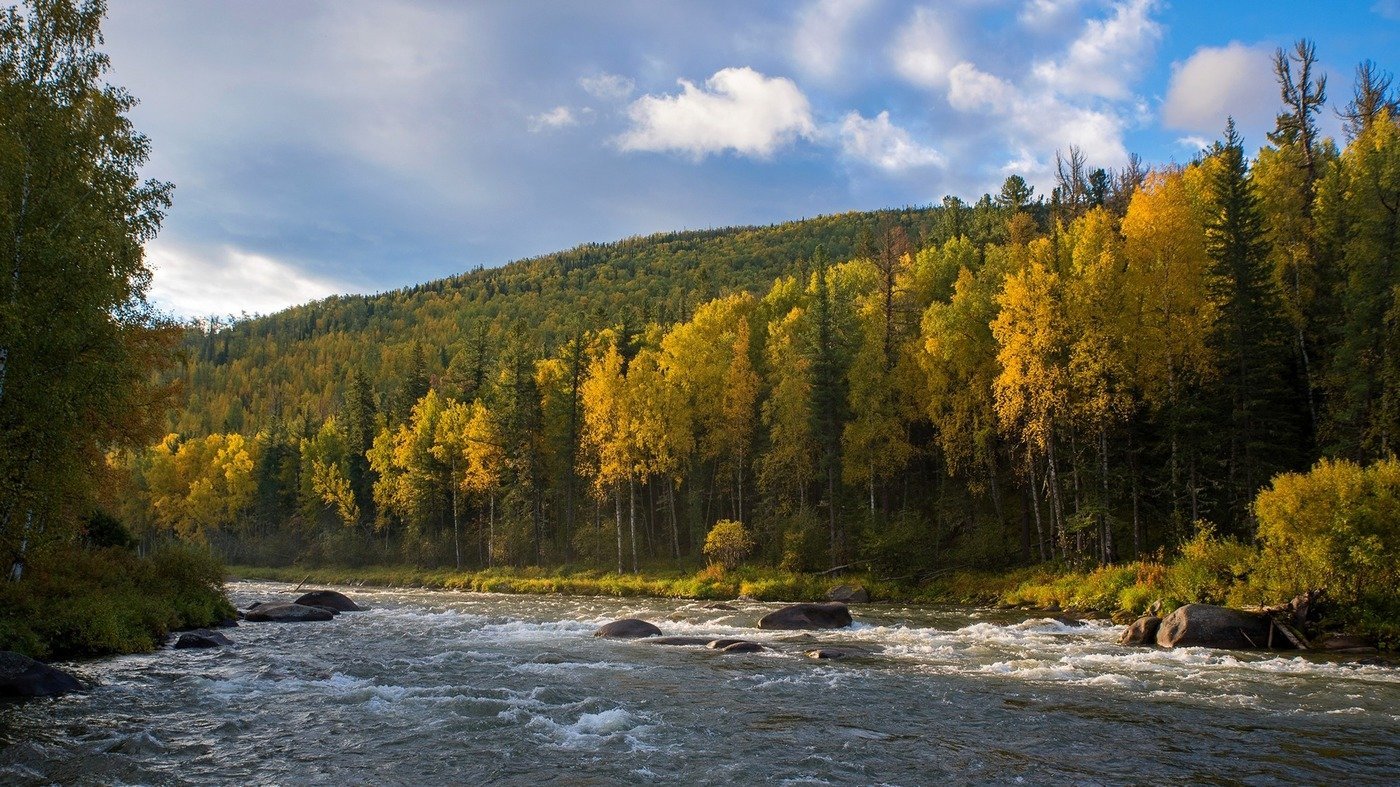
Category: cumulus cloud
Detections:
[
  {"x1": 839, "y1": 111, "x2": 944, "y2": 171},
  {"x1": 891, "y1": 7, "x2": 960, "y2": 89},
  {"x1": 1033, "y1": 0, "x2": 1161, "y2": 99},
  {"x1": 1018, "y1": 0, "x2": 1087, "y2": 28},
  {"x1": 1161, "y1": 42, "x2": 1277, "y2": 135},
  {"x1": 580, "y1": 72, "x2": 635, "y2": 100},
  {"x1": 618, "y1": 67, "x2": 816, "y2": 159},
  {"x1": 146, "y1": 242, "x2": 355, "y2": 319},
  {"x1": 528, "y1": 106, "x2": 581, "y2": 132},
  {"x1": 791, "y1": 0, "x2": 875, "y2": 81},
  {"x1": 947, "y1": 62, "x2": 1017, "y2": 111}
]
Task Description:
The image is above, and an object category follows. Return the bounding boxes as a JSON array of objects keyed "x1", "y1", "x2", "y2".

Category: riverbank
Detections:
[{"x1": 225, "y1": 563, "x2": 1026, "y2": 607}]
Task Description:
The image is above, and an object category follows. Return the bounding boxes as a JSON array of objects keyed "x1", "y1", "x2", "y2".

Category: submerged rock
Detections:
[
  {"x1": 294, "y1": 590, "x2": 365, "y2": 612},
  {"x1": 1155, "y1": 604, "x2": 1283, "y2": 650},
  {"x1": 174, "y1": 630, "x2": 233, "y2": 649},
  {"x1": 701, "y1": 602, "x2": 737, "y2": 611},
  {"x1": 648, "y1": 636, "x2": 714, "y2": 646},
  {"x1": 805, "y1": 648, "x2": 849, "y2": 659},
  {"x1": 243, "y1": 603, "x2": 336, "y2": 623},
  {"x1": 593, "y1": 619, "x2": 662, "y2": 638},
  {"x1": 705, "y1": 638, "x2": 747, "y2": 650},
  {"x1": 757, "y1": 602, "x2": 853, "y2": 630},
  {"x1": 827, "y1": 585, "x2": 870, "y2": 603},
  {"x1": 0, "y1": 651, "x2": 84, "y2": 697},
  {"x1": 1118, "y1": 616, "x2": 1161, "y2": 646},
  {"x1": 719, "y1": 641, "x2": 764, "y2": 653}
]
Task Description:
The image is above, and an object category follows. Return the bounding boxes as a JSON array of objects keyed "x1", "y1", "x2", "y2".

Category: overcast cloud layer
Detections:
[{"x1": 95, "y1": 0, "x2": 1398, "y2": 318}]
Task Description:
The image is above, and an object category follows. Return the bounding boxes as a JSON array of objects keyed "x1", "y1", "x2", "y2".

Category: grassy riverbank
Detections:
[
  {"x1": 0, "y1": 545, "x2": 237, "y2": 660},
  {"x1": 227, "y1": 563, "x2": 1030, "y2": 607}
]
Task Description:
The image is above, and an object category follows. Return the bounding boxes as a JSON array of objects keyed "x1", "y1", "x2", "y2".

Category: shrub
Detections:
[
  {"x1": 1250, "y1": 457, "x2": 1400, "y2": 605},
  {"x1": 1164, "y1": 523, "x2": 1255, "y2": 606},
  {"x1": 703, "y1": 520, "x2": 754, "y2": 570}
]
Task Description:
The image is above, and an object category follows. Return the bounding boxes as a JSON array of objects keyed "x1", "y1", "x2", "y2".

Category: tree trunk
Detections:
[
  {"x1": 667, "y1": 478, "x2": 680, "y2": 559},
  {"x1": 488, "y1": 493, "x2": 496, "y2": 568},
  {"x1": 614, "y1": 487, "x2": 623, "y2": 575},
  {"x1": 628, "y1": 475, "x2": 638, "y2": 574},
  {"x1": 1027, "y1": 446, "x2": 1046, "y2": 562}
]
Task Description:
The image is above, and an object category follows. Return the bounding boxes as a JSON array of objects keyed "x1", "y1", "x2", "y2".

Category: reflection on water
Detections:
[{"x1": 2, "y1": 581, "x2": 1397, "y2": 784}]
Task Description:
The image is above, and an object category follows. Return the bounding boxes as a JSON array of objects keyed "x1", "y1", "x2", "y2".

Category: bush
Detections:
[
  {"x1": 703, "y1": 520, "x2": 754, "y2": 570},
  {"x1": 1164, "y1": 523, "x2": 1254, "y2": 606},
  {"x1": 1250, "y1": 457, "x2": 1400, "y2": 605}
]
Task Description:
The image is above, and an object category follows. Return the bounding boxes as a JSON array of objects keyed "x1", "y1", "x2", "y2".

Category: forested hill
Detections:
[{"x1": 177, "y1": 205, "x2": 964, "y2": 435}]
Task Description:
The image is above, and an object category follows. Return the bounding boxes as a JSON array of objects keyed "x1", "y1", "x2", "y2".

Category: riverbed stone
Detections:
[
  {"x1": 294, "y1": 590, "x2": 365, "y2": 612},
  {"x1": 826, "y1": 585, "x2": 870, "y2": 603},
  {"x1": 757, "y1": 602, "x2": 853, "y2": 630},
  {"x1": 719, "y1": 641, "x2": 764, "y2": 653},
  {"x1": 1155, "y1": 604, "x2": 1280, "y2": 650},
  {"x1": 705, "y1": 638, "x2": 747, "y2": 649},
  {"x1": 0, "y1": 651, "x2": 84, "y2": 697},
  {"x1": 648, "y1": 636, "x2": 714, "y2": 646},
  {"x1": 805, "y1": 648, "x2": 849, "y2": 659},
  {"x1": 174, "y1": 630, "x2": 233, "y2": 649},
  {"x1": 1118, "y1": 615, "x2": 1161, "y2": 646},
  {"x1": 593, "y1": 619, "x2": 662, "y2": 638},
  {"x1": 243, "y1": 603, "x2": 336, "y2": 623}
]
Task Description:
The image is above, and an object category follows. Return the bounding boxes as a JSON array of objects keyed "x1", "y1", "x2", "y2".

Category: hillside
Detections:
[{"x1": 176, "y1": 205, "x2": 967, "y2": 435}]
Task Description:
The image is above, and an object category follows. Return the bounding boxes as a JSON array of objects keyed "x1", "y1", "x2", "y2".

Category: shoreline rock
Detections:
[
  {"x1": 294, "y1": 590, "x2": 365, "y2": 612},
  {"x1": 0, "y1": 651, "x2": 84, "y2": 697},
  {"x1": 757, "y1": 602, "x2": 853, "y2": 630},
  {"x1": 1156, "y1": 604, "x2": 1289, "y2": 650}
]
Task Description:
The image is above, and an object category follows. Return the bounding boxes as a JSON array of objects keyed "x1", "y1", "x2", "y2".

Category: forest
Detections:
[{"x1": 104, "y1": 44, "x2": 1398, "y2": 625}]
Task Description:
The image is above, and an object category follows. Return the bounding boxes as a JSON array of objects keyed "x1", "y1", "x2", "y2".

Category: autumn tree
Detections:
[{"x1": 0, "y1": 0, "x2": 176, "y2": 579}]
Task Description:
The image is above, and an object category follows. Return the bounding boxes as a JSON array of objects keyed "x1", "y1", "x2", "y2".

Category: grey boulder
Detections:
[
  {"x1": 1156, "y1": 604, "x2": 1283, "y2": 650},
  {"x1": 0, "y1": 651, "x2": 84, "y2": 697},
  {"x1": 757, "y1": 602, "x2": 853, "y2": 630},
  {"x1": 593, "y1": 619, "x2": 662, "y2": 638},
  {"x1": 294, "y1": 590, "x2": 364, "y2": 612},
  {"x1": 243, "y1": 603, "x2": 336, "y2": 623},
  {"x1": 174, "y1": 630, "x2": 234, "y2": 649}
]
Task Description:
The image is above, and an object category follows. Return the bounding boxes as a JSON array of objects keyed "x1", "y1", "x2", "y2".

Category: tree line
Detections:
[{"x1": 112, "y1": 42, "x2": 1399, "y2": 581}]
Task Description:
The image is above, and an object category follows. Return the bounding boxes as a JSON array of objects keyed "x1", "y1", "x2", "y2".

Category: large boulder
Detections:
[
  {"x1": 826, "y1": 585, "x2": 870, "y2": 603},
  {"x1": 243, "y1": 603, "x2": 335, "y2": 623},
  {"x1": 705, "y1": 638, "x2": 747, "y2": 650},
  {"x1": 0, "y1": 651, "x2": 84, "y2": 697},
  {"x1": 757, "y1": 602, "x2": 853, "y2": 631},
  {"x1": 593, "y1": 619, "x2": 662, "y2": 638},
  {"x1": 294, "y1": 590, "x2": 364, "y2": 612},
  {"x1": 718, "y1": 641, "x2": 764, "y2": 653},
  {"x1": 174, "y1": 630, "x2": 233, "y2": 649},
  {"x1": 1155, "y1": 604, "x2": 1281, "y2": 650},
  {"x1": 1118, "y1": 615, "x2": 1161, "y2": 646}
]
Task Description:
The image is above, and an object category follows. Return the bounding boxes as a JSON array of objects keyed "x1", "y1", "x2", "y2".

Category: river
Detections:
[{"x1": 2, "y1": 581, "x2": 1397, "y2": 784}]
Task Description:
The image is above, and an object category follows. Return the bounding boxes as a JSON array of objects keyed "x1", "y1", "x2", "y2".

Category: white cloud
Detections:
[
  {"x1": 579, "y1": 72, "x2": 635, "y2": 100},
  {"x1": 892, "y1": 7, "x2": 960, "y2": 89},
  {"x1": 947, "y1": 62, "x2": 1017, "y2": 111},
  {"x1": 791, "y1": 0, "x2": 875, "y2": 81},
  {"x1": 946, "y1": 61, "x2": 1131, "y2": 178},
  {"x1": 1018, "y1": 0, "x2": 1087, "y2": 28},
  {"x1": 1161, "y1": 42, "x2": 1277, "y2": 135},
  {"x1": 618, "y1": 67, "x2": 816, "y2": 159},
  {"x1": 1032, "y1": 0, "x2": 1161, "y2": 99},
  {"x1": 1176, "y1": 135, "x2": 1210, "y2": 152},
  {"x1": 528, "y1": 105, "x2": 580, "y2": 132},
  {"x1": 839, "y1": 111, "x2": 944, "y2": 171},
  {"x1": 146, "y1": 242, "x2": 354, "y2": 319}
]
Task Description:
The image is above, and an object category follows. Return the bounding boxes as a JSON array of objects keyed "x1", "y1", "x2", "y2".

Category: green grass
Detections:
[{"x1": 225, "y1": 563, "x2": 1022, "y2": 606}]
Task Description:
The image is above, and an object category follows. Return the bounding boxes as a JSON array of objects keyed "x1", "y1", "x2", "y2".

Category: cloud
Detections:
[
  {"x1": 946, "y1": 61, "x2": 1131, "y2": 177},
  {"x1": 891, "y1": 7, "x2": 960, "y2": 89},
  {"x1": 791, "y1": 0, "x2": 875, "y2": 82},
  {"x1": 1374, "y1": 1, "x2": 1400, "y2": 21},
  {"x1": 580, "y1": 72, "x2": 635, "y2": 100},
  {"x1": 146, "y1": 242, "x2": 355, "y2": 319},
  {"x1": 1161, "y1": 42, "x2": 1277, "y2": 135},
  {"x1": 1018, "y1": 0, "x2": 1087, "y2": 28},
  {"x1": 1033, "y1": 0, "x2": 1161, "y2": 99},
  {"x1": 618, "y1": 67, "x2": 816, "y2": 159},
  {"x1": 529, "y1": 106, "x2": 581, "y2": 132},
  {"x1": 839, "y1": 111, "x2": 944, "y2": 171}
]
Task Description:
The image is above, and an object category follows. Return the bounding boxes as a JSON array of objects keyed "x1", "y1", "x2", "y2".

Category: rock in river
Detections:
[
  {"x1": 174, "y1": 629, "x2": 234, "y2": 649},
  {"x1": 719, "y1": 641, "x2": 764, "y2": 653},
  {"x1": 0, "y1": 651, "x2": 83, "y2": 697},
  {"x1": 294, "y1": 590, "x2": 365, "y2": 612},
  {"x1": 757, "y1": 602, "x2": 853, "y2": 630},
  {"x1": 593, "y1": 619, "x2": 662, "y2": 638},
  {"x1": 826, "y1": 584, "x2": 870, "y2": 603},
  {"x1": 1155, "y1": 604, "x2": 1282, "y2": 650},
  {"x1": 244, "y1": 603, "x2": 336, "y2": 623},
  {"x1": 1118, "y1": 615, "x2": 1161, "y2": 646},
  {"x1": 648, "y1": 636, "x2": 714, "y2": 646}
]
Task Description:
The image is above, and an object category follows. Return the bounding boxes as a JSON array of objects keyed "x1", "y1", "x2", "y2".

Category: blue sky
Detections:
[{"x1": 98, "y1": 0, "x2": 1399, "y2": 318}]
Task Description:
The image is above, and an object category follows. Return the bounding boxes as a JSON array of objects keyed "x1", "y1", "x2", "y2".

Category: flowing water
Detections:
[{"x1": 2, "y1": 581, "x2": 1397, "y2": 785}]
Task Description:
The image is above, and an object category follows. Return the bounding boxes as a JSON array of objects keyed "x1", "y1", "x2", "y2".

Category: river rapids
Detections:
[{"x1": 2, "y1": 581, "x2": 1397, "y2": 784}]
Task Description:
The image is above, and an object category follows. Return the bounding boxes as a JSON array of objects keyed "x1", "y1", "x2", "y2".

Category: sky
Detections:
[{"x1": 96, "y1": 0, "x2": 1400, "y2": 319}]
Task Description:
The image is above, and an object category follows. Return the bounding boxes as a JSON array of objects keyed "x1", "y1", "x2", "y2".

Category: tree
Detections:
[
  {"x1": 1203, "y1": 120, "x2": 1299, "y2": 525},
  {"x1": 1340, "y1": 60, "x2": 1399, "y2": 141},
  {"x1": 1, "y1": 0, "x2": 176, "y2": 580}
]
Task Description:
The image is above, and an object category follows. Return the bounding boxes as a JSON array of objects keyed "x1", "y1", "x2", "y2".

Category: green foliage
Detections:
[
  {"x1": 702, "y1": 519, "x2": 753, "y2": 570},
  {"x1": 1249, "y1": 457, "x2": 1400, "y2": 605},
  {"x1": 0, "y1": 543, "x2": 234, "y2": 660}
]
